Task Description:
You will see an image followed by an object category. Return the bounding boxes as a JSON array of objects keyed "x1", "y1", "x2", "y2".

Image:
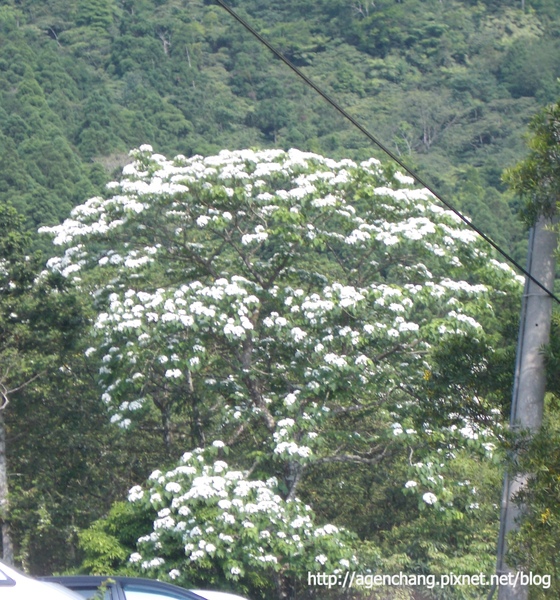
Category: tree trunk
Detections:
[
  {"x1": 0, "y1": 409, "x2": 14, "y2": 564},
  {"x1": 161, "y1": 405, "x2": 172, "y2": 457}
]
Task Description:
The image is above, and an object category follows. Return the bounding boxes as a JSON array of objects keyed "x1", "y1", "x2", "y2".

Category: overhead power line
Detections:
[{"x1": 214, "y1": 0, "x2": 560, "y2": 305}]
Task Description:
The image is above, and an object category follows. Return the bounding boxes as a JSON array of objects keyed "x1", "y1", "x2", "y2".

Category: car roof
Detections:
[
  {"x1": 1, "y1": 561, "x2": 84, "y2": 600},
  {"x1": 41, "y1": 575, "x2": 215, "y2": 600},
  {"x1": 42, "y1": 575, "x2": 251, "y2": 600}
]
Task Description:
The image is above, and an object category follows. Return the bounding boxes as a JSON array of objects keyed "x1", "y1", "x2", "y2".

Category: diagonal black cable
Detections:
[{"x1": 214, "y1": 0, "x2": 560, "y2": 304}]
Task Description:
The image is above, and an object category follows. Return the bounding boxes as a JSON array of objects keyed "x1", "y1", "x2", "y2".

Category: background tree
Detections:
[
  {"x1": 0, "y1": 203, "x2": 84, "y2": 563},
  {"x1": 503, "y1": 100, "x2": 560, "y2": 224},
  {"x1": 2, "y1": 0, "x2": 559, "y2": 262}
]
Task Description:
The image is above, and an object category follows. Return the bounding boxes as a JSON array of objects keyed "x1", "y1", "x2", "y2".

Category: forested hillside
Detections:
[
  {"x1": 1, "y1": 0, "x2": 560, "y2": 598},
  {"x1": 1, "y1": 0, "x2": 560, "y2": 256}
]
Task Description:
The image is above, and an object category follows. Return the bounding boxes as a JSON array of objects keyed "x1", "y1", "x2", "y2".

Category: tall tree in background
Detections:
[
  {"x1": 504, "y1": 100, "x2": 560, "y2": 224},
  {"x1": 0, "y1": 203, "x2": 84, "y2": 564},
  {"x1": 43, "y1": 147, "x2": 521, "y2": 598}
]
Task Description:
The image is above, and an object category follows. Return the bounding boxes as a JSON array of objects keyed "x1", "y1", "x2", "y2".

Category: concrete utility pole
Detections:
[{"x1": 496, "y1": 214, "x2": 557, "y2": 600}]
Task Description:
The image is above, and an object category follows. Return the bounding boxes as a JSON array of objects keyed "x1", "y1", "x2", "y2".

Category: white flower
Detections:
[
  {"x1": 323, "y1": 524, "x2": 339, "y2": 534},
  {"x1": 145, "y1": 557, "x2": 165, "y2": 568},
  {"x1": 213, "y1": 461, "x2": 227, "y2": 474},
  {"x1": 291, "y1": 327, "x2": 307, "y2": 342},
  {"x1": 128, "y1": 485, "x2": 144, "y2": 502},
  {"x1": 284, "y1": 392, "x2": 298, "y2": 406},
  {"x1": 165, "y1": 369, "x2": 182, "y2": 379},
  {"x1": 404, "y1": 480, "x2": 417, "y2": 488},
  {"x1": 324, "y1": 353, "x2": 347, "y2": 368},
  {"x1": 422, "y1": 492, "x2": 438, "y2": 505}
]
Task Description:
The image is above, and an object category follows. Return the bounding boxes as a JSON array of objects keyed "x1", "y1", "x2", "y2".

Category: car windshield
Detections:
[{"x1": 71, "y1": 586, "x2": 112, "y2": 600}]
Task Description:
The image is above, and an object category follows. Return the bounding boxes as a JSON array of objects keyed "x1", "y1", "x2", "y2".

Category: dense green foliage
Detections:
[
  {"x1": 1, "y1": 0, "x2": 560, "y2": 257},
  {"x1": 504, "y1": 100, "x2": 560, "y2": 223},
  {"x1": 0, "y1": 201, "x2": 86, "y2": 568},
  {"x1": 1, "y1": 0, "x2": 560, "y2": 596},
  {"x1": 507, "y1": 397, "x2": 560, "y2": 600}
]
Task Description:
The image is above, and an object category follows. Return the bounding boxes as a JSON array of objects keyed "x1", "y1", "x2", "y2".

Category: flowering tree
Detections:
[
  {"x1": 124, "y1": 444, "x2": 356, "y2": 595},
  {"x1": 43, "y1": 146, "x2": 521, "y2": 595}
]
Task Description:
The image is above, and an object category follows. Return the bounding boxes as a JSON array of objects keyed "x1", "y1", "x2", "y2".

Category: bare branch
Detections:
[
  {"x1": 225, "y1": 422, "x2": 247, "y2": 446},
  {"x1": 286, "y1": 462, "x2": 303, "y2": 501},
  {"x1": 0, "y1": 371, "x2": 46, "y2": 410},
  {"x1": 238, "y1": 334, "x2": 276, "y2": 431}
]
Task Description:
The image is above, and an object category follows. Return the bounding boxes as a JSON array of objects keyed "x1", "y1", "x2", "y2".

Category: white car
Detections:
[
  {"x1": 40, "y1": 574, "x2": 251, "y2": 600},
  {"x1": 0, "y1": 560, "x2": 84, "y2": 600},
  {"x1": 192, "y1": 592, "x2": 249, "y2": 600}
]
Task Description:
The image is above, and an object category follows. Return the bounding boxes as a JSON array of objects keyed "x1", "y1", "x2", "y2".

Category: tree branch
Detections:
[{"x1": 0, "y1": 371, "x2": 46, "y2": 410}]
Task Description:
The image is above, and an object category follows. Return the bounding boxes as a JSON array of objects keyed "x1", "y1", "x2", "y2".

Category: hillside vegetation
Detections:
[{"x1": 1, "y1": 0, "x2": 559, "y2": 257}]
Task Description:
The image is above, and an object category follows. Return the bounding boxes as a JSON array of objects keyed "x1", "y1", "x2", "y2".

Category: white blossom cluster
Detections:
[
  {"x1": 86, "y1": 257, "x2": 502, "y2": 432},
  {"x1": 41, "y1": 144, "x2": 521, "y2": 465},
  {"x1": 41, "y1": 146, "x2": 516, "y2": 294},
  {"x1": 401, "y1": 412, "x2": 499, "y2": 511},
  {"x1": 127, "y1": 446, "x2": 357, "y2": 585}
]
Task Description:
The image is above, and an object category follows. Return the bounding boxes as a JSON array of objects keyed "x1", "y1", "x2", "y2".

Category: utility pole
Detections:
[{"x1": 496, "y1": 214, "x2": 557, "y2": 600}]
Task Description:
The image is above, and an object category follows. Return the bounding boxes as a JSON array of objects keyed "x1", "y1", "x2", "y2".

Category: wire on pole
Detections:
[{"x1": 214, "y1": 0, "x2": 560, "y2": 305}]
